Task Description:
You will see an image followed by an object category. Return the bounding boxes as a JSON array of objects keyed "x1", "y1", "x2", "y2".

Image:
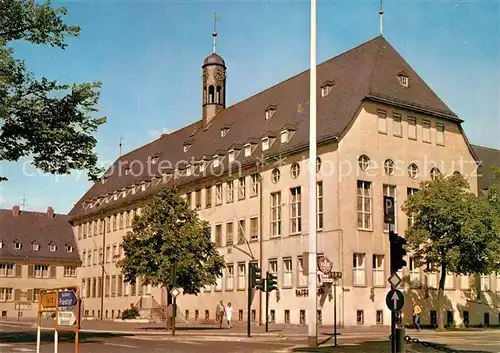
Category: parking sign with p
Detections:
[{"x1": 383, "y1": 196, "x2": 395, "y2": 224}]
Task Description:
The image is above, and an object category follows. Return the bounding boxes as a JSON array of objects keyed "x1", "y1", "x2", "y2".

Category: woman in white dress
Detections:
[{"x1": 225, "y1": 302, "x2": 233, "y2": 328}]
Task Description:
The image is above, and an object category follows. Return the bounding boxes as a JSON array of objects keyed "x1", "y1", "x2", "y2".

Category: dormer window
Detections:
[
  {"x1": 280, "y1": 130, "x2": 289, "y2": 144},
  {"x1": 221, "y1": 127, "x2": 230, "y2": 137},
  {"x1": 397, "y1": 72, "x2": 409, "y2": 87},
  {"x1": 213, "y1": 156, "x2": 220, "y2": 168},
  {"x1": 66, "y1": 245, "x2": 74, "y2": 253},
  {"x1": 244, "y1": 144, "x2": 252, "y2": 157},
  {"x1": 199, "y1": 161, "x2": 206, "y2": 173},
  {"x1": 113, "y1": 192, "x2": 119, "y2": 201},
  {"x1": 0, "y1": 241, "x2": 3, "y2": 249},
  {"x1": 14, "y1": 242, "x2": 22, "y2": 250},
  {"x1": 228, "y1": 150, "x2": 235, "y2": 163},
  {"x1": 184, "y1": 143, "x2": 191, "y2": 152},
  {"x1": 321, "y1": 80, "x2": 334, "y2": 97},
  {"x1": 49, "y1": 244, "x2": 57, "y2": 252},
  {"x1": 101, "y1": 178, "x2": 108, "y2": 185},
  {"x1": 32, "y1": 242, "x2": 40, "y2": 251},
  {"x1": 262, "y1": 137, "x2": 270, "y2": 151},
  {"x1": 265, "y1": 105, "x2": 277, "y2": 120},
  {"x1": 186, "y1": 165, "x2": 192, "y2": 176},
  {"x1": 125, "y1": 168, "x2": 130, "y2": 176},
  {"x1": 151, "y1": 156, "x2": 159, "y2": 165}
]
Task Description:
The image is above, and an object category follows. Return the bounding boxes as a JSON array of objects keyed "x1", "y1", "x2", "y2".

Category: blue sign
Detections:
[{"x1": 58, "y1": 290, "x2": 77, "y2": 307}]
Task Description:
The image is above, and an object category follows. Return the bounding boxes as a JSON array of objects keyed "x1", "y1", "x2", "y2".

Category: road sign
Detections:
[
  {"x1": 58, "y1": 290, "x2": 77, "y2": 307},
  {"x1": 385, "y1": 289, "x2": 404, "y2": 312},
  {"x1": 383, "y1": 196, "x2": 395, "y2": 224},
  {"x1": 40, "y1": 292, "x2": 57, "y2": 308},
  {"x1": 170, "y1": 287, "x2": 181, "y2": 298},
  {"x1": 58, "y1": 310, "x2": 76, "y2": 326},
  {"x1": 318, "y1": 273, "x2": 332, "y2": 283},
  {"x1": 318, "y1": 256, "x2": 333, "y2": 273},
  {"x1": 388, "y1": 272, "x2": 402, "y2": 288}
]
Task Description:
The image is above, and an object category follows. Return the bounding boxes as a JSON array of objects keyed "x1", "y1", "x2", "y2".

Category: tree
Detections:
[
  {"x1": 487, "y1": 166, "x2": 500, "y2": 215},
  {"x1": 402, "y1": 173, "x2": 500, "y2": 330},
  {"x1": 118, "y1": 188, "x2": 226, "y2": 298},
  {"x1": 0, "y1": 0, "x2": 105, "y2": 182}
]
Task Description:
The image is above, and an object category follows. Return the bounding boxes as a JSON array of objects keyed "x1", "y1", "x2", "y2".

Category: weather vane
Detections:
[{"x1": 212, "y1": 13, "x2": 220, "y2": 53}]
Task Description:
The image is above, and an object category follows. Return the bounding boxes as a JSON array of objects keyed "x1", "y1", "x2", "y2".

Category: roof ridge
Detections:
[{"x1": 471, "y1": 144, "x2": 500, "y2": 152}]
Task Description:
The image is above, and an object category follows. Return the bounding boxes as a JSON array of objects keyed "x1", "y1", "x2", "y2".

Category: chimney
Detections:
[
  {"x1": 12, "y1": 205, "x2": 20, "y2": 217},
  {"x1": 47, "y1": 206, "x2": 55, "y2": 218}
]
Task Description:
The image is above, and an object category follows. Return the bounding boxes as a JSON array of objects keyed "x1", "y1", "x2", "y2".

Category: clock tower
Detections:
[{"x1": 202, "y1": 16, "x2": 226, "y2": 128}]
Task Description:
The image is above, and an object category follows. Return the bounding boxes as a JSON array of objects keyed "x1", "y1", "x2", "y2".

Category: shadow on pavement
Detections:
[
  {"x1": 291, "y1": 340, "x2": 492, "y2": 353},
  {"x1": 0, "y1": 331, "x2": 132, "y2": 344}
]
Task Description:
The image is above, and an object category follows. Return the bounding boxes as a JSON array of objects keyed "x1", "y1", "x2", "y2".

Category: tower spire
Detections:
[
  {"x1": 212, "y1": 13, "x2": 219, "y2": 53},
  {"x1": 379, "y1": 0, "x2": 384, "y2": 36}
]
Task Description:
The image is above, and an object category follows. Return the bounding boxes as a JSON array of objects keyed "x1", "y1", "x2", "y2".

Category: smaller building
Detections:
[{"x1": 0, "y1": 206, "x2": 80, "y2": 319}]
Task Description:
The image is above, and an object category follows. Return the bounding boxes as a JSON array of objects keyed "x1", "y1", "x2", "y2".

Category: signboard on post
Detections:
[
  {"x1": 317, "y1": 256, "x2": 333, "y2": 274},
  {"x1": 383, "y1": 196, "x2": 395, "y2": 224},
  {"x1": 58, "y1": 290, "x2": 77, "y2": 307},
  {"x1": 385, "y1": 289, "x2": 404, "y2": 312},
  {"x1": 41, "y1": 292, "x2": 57, "y2": 308},
  {"x1": 58, "y1": 310, "x2": 77, "y2": 326}
]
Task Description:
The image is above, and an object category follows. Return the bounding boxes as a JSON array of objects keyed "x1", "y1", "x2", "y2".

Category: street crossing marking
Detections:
[{"x1": 103, "y1": 343, "x2": 138, "y2": 348}]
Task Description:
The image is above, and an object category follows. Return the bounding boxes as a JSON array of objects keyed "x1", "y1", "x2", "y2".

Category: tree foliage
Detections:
[
  {"x1": 402, "y1": 173, "x2": 500, "y2": 329},
  {"x1": 118, "y1": 188, "x2": 226, "y2": 295},
  {"x1": 0, "y1": 0, "x2": 105, "y2": 181},
  {"x1": 487, "y1": 166, "x2": 500, "y2": 215}
]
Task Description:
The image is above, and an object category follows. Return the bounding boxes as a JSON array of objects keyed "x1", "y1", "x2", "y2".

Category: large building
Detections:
[
  {"x1": 0, "y1": 206, "x2": 80, "y2": 319},
  {"x1": 69, "y1": 34, "x2": 500, "y2": 327}
]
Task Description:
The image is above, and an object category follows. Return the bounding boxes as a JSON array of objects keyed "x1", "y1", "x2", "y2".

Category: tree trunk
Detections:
[{"x1": 437, "y1": 263, "x2": 447, "y2": 331}]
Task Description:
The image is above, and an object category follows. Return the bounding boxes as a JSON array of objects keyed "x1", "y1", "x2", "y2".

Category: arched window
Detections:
[
  {"x1": 208, "y1": 85, "x2": 215, "y2": 104},
  {"x1": 203, "y1": 87, "x2": 207, "y2": 104},
  {"x1": 216, "y1": 86, "x2": 222, "y2": 104}
]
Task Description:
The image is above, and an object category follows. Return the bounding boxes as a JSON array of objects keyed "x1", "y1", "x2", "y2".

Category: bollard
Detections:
[{"x1": 395, "y1": 327, "x2": 406, "y2": 353}]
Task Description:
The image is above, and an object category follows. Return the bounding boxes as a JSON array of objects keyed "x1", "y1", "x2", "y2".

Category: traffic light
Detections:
[
  {"x1": 266, "y1": 272, "x2": 277, "y2": 292},
  {"x1": 389, "y1": 231, "x2": 407, "y2": 273},
  {"x1": 250, "y1": 265, "x2": 262, "y2": 288}
]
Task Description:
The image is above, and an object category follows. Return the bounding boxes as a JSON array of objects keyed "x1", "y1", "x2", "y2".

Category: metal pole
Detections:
[
  {"x1": 100, "y1": 218, "x2": 105, "y2": 320},
  {"x1": 334, "y1": 283, "x2": 337, "y2": 347},
  {"x1": 389, "y1": 223, "x2": 395, "y2": 353},
  {"x1": 247, "y1": 268, "x2": 252, "y2": 338},
  {"x1": 308, "y1": 0, "x2": 318, "y2": 348},
  {"x1": 172, "y1": 297, "x2": 176, "y2": 337},
  {"x1": 36, "y1": 294, "x2": 41, "y2": 353},
  {"x1": 265, "y1": 272, "x2": 269, "y2": 333}
]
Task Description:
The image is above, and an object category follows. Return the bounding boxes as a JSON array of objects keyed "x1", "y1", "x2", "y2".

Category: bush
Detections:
[{"x1": 121, "y1": 306, "x2": 139, "y2": 320}]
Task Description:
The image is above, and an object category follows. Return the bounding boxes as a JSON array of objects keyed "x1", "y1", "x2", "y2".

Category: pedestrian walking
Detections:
[
  {"x1": 216, "y1": 301, "x2": 225, "y2": 328},
  {"x1": 413, "y1": 304, "x2": 422, "y2": 331},
  {"x1": 225, "y1": 302, "x2": 233, "y2": 328}
]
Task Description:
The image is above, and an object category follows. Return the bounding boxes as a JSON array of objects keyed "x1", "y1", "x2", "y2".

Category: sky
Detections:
[{"x1": 1, "y1": 0, "x2": 499, "y2": 214}]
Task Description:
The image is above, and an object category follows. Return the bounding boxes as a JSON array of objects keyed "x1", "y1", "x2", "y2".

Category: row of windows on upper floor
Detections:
[
  {"x1": 377, "y1": 109, "x2": 446, "y2": 146},
  {"x1": 77, "y1": 208, "x2": 141, "y2": 240},
  {"x1": 0, "y1": 263, "x2": 76, "y2": 278},
  {"x1": 0, "y1": 240, "x2": 74, "y2": 253},
  {"x1": 81, "y1": 275, "x2": 150, "y2": 299},
  {"x1": 81, "y1": 243, "x2": 123, "y2": 267}
]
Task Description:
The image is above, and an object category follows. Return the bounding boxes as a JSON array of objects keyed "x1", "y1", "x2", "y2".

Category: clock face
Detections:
[{"x1": 214, "y1": 68, "x2": 225, "y2": 81}]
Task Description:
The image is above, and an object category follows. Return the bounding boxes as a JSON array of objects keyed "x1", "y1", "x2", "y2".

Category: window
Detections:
[
  {"x1": 117, "y1": 275, "x2": 123, "y2": 296},
  {"x1": 250, "y1": 174, "x2": 259, "y2": 196},
  {"x1": 422, "y1": 120, "x2": 431, "y2": 143},
  {"x1": 270, "y1": 192, "x2": 282, "y2": 237},
  {"x1": 408, "y1": 117, "x2": 417, "y2": 140},
  {"x1": 238, "y1": 177, "x2": 246, "y2": 200},
  {"x1": 430, "y1": 167, "x2": 441, "y2": 181},
  {"x1": 226, "y1": 264, "x2": 234, "y2": 291},
  {"x1": 496, "y1": 273, "x2": 500, "y2": 293},
  {"x1": 436, "y1": 123, "x2": 445, "y2": 146},
  {"x1": 357, "y1": 310, "x2": 364, "y2": 324},
  {"x1": 32, "y1": 243, "x2": 39, "y2": 251},
  {"x1": 297, "y1": 257, "x2": 308, "y2": 287},
  {"x1": 224, "y1": 222, "x2": 233, "y2": 246},
  {"x1": 106, "y1": 217, "x2": 111, "y2": 233},
  {"x1": 284, "y1": 310, "x2": 290, "y2": 323},
  {"x1": 444, "y1": 271, "x2": 454, "y2": 290},
  {"x1": 215, "y1": 224, "x2": 222, "y2": 247},
  {"x1": 228, "y1": 151, "x2": 234, "y2": 163},
  {"x1": 0, "y1": 288, "x2": 13, "y2": 302},
  {"x1": 372, "y1": 255, "x2": 384, "y2": 287},
  {"x1": 358, "y1": 155, "x2": 370, "y2": 171},
  {"x1": 244, "y1": 144, "x2": 252, "y2": 157},
  {"x1": 262, "y1": 137, "x2": 269, "y2": 151},
  {"x1": 34, "y1": 265, "x2": 49, "y2": 278},
  {"x1": 481, "y1": 275, "x2": 490, "y2": 291},
  {"x1": 271, "y1": 168, "x2": 280, "y2": 183},
  {"x1": 283, "y1": 258, "x2": 293, "y2": 288},
  {"x1": 238, "y1": 219, "x2": 246, "y2": 244},
  {"x1": 376, "y1": 310, "x2": 383, "y2": 324},
  {"x1": 407, "y1": 188, "x2": 418, "y2": 226},
  {"x1": 398, "y1": 75, "x2": 409, "y2": 87},
  {"x1": 317, "y1": 310, "x2": 322, "y2": 324},
  {"x1": 357, "y1": 181, "x2": 372, "y2": 229},
  {"x1": 112, "y1": 215, "x2": 117, "y2": 231},
  {"x1": 270, "y1": 310, "x2": 276, "y2": 323},
  {"x1": 64, "y1": 266, "x2": 76, "y2": 277},
  {"x1": 281, "y1": 130, "x2": 289, "y2": 144},
  {"x1": 409, "y1": 258, "x2": 420, "y2": 287},
  {"x1": 221, "y1": 127, "x2": 229, "y2": 137},
  {"x1": 353, "y1": 253, "x2": 366, "y2": 286},
  {"x1": 205, "y1": 186, "x2": 212, "y2": 208},
  {"x1": 119, "y1": 213, "x2": 124, "y2": 229},
  {"x1": 317, "y1": 182, "x2": 323, "y2": 230},
  {"x1": 15, "y1": 242, "x2": 22, "y2": 250},
  {"x1": 300, "y1": 310, "x2": 306, "y2": 324},
  {"x1": 384, "y1": 159, "x2": 395, "y2": 175},
  {"x1": 316, "y1": 157, "x2": 322, "y2": 173},
  {"x1": 290, "y1": 187, "x2": 302, "y2": 234},
  {"x1": 265, "y1": 109, "x2": 276, "y2": 120},
  {"x1": 383, "y1": 185, "x2": 396, "y2": 231},
  {"x1": 237, "y1": 263, "x2": 246, "y2": 290},
  {"x1": 112, "y1": 245, "x2": 117, "y2": 262},
  {"x1": 215, "y1": 184, "x2": 223, "y2": 205},
  {"x1": 215, "y1": 274, "x2": 223, "y2": 291},
  {"x1": 49, "y1": 244, "x2": 56, "y2": 252},
  {"x1": 0, "y1": 264, "x2": 14, "y2": 277},
  {"x1": 105, "y1": 246, "x2": 111, "y2": 263},
  {"x1": 185, "y1": 192, "x2": 192, "y2": 208},
  {"x1": 250, "y1": 217, "x2": 258, "y2": 241},
  {"x1": 378, "y1": 110, "x2": 387, "y2": 134},
  {"x1": 393, "y1": 114, "x2": 402, "y2": 137},
  {"x1": 321, "y1": 84, "x2": 332, "y2": 97},
  {"x1": 290, "y1": 163, "x2": 300, "y2": 179},
  {"x1": 195, "y1": 190, "x2": 202, "y2": 209},
  {"x1": 269, "y1": 259, "x2": 278, "y2": 285},
  {"x1": 408, "y1": 163, "x2": 419, "y2": 179}
]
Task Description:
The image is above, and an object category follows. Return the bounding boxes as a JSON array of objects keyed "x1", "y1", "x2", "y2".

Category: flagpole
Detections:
[{"x1": 308, "y1": 0, "x2": 318, "y2": 348}]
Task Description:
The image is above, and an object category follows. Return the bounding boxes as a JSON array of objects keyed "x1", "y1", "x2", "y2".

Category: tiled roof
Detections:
[
  {"x1": 69, "y1": 36, "x2": 460, "y2": 221},
  {"x1": 472, "y1": 145, "x2": 500, "y2": 191},
  {"x1": 0, "y1": 208, "x2": 80, "y2": 263}
]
